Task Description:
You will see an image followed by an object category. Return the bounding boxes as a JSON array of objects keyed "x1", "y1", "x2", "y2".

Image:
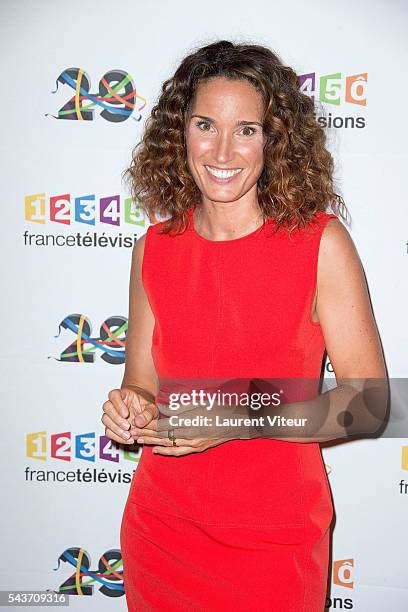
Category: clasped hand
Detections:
[
  {"x1": 102, "y1": 387, "x2": 242, "y2": 456},
  {"x1": 132, "y1": 401, "x2": 239, "y2": 456}
]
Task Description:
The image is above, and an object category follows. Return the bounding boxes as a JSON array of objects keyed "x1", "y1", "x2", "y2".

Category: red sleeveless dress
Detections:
[{"x1": 121, "y1": 203, "x2": 337, "y2": 611}]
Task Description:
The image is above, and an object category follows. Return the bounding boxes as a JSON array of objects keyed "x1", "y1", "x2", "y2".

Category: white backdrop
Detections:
[{"x1": 1, "y1": 0, "x2": 407, "y2": 609}]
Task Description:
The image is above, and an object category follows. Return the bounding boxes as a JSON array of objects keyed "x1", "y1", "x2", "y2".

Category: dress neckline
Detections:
[{"x1": 188, "y1": 203, "x2": 271, "y2": 245}]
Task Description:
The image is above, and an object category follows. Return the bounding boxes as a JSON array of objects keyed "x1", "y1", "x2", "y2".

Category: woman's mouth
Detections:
[{"x1": 204, "y1": 165, "x2": 243, "y2": 184}]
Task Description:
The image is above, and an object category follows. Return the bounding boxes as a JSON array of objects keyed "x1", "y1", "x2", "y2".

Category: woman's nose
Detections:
[{"x1": 213, "y1": 132, "x2": 234, "y2": 164}]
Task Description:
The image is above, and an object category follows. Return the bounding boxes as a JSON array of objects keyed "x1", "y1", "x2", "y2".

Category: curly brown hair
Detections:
[{"x1": 122, "y1": 39, "x2": 349, "y2": 235}]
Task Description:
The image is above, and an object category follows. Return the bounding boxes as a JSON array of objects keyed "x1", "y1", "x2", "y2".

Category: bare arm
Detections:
[
  {"x1": 317, "y1": 219, "x2": 386, "y2": 379},
  {"x1": 121, "y1": 233, "x2": 159, "y2": 402},
  {"x1": 101, "y1": 232, "x2": 160, "y2": 445}
]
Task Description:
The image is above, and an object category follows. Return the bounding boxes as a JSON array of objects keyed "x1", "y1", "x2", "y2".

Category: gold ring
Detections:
[{"x1": 168, "y1": 429, "x2": 178, "y2": 446}]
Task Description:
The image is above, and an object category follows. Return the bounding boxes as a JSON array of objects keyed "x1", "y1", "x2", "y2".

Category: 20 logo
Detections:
[
  {"x1": 53, "y1": 314, "x2": 127, "y2": 364},
  {"x1": 47, "y1": 68, "x2": 147, "y2": 122},
  {"x1": 55, "y1": 547, "x2": 124, "y2": 597}
]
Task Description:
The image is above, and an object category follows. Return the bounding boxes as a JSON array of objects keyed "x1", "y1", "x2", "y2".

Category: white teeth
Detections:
[{"x1": 205, "y1": 166, "x2": 242, "y2": 179}]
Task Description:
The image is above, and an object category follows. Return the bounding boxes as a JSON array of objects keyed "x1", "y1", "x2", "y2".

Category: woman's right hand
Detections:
[{"x1": 101, "y1": 387, "x2": 159, "y2": 444}]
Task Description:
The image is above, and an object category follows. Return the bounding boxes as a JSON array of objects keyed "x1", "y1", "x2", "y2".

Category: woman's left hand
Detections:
[{"x1": 130, "y1": 401, "x2": 242, "y2": 456}]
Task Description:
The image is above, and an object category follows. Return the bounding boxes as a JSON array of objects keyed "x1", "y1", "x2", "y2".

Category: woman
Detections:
[{"x1": 101, "y1": 40, "x2": 387, "y2": 611}]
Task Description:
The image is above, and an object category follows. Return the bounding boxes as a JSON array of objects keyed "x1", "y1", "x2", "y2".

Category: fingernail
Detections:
[
  {"x1": 120, "y1": 421, "x2": 130, "y2": 430},
  {"x1": 122, "y1": 432, "x2": 130, "y2": 440},
  {"x1": 136, "y1": 438, "x2": 144, "y2": 444}
]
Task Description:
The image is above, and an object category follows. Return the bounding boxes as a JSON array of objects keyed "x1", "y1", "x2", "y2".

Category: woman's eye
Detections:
[
  {"x1": 240, "y1": 126, "x2": 257, "y2": 136},
  {"x1": 196, "y1": 120, "x2": 212, "y2": 131}
]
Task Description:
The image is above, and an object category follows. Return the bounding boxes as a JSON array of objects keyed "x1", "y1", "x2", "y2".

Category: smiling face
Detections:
[{"x1": 185, "y1": 77, "x2": 266, "y2": 205}]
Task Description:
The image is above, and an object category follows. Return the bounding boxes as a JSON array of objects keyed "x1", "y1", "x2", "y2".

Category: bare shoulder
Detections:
[
  {"x1": 317, "y1": 215, "x2": 369, "y2": 317},
  {"x1": 319, "y1": 217, "x2": 362, "y2": 272},
  {"x1": 316, "y1": 216, "x2": 369, "y2": 326}
]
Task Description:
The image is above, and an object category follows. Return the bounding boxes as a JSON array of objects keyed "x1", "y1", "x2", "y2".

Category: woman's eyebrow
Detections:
[{"x1": 190, "y1": 114, "x2": 263, "y2": 127}]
